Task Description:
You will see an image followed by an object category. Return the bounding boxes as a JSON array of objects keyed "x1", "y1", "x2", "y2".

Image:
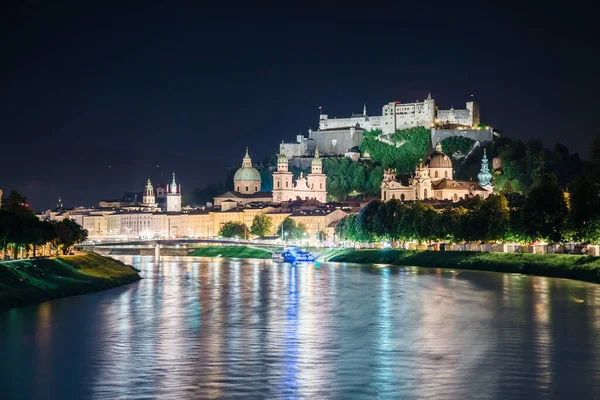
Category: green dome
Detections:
[{"x1": 234, "y1": 166, "x2": 261, "y2": 182}]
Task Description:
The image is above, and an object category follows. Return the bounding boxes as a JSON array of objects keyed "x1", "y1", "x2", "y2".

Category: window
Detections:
[
  {"x1": 245, "y1": 186, "x2": 248, "y2": 192},
  {"x1": 286, "y1": 181, "x2": 289, "y2": 188},
  {"x1": 277, "y1": 181, "x2": 280, "y2": 188},
  {"x1": 384, "y1": 191, "x2": 387, "y2": 200},
  {"x1": 236, "y1": 186, "x2": 239, "y2": 191},
  {"x1": 255, "y1": 186, "x2": 257, "y2": 192},
  {"x1": 424, "y1": 189, "x2": 428, "y2": 198},
  {"x1": 392, "y1": 193, "x2": 395, "y2": 199},
  {"x1": 445, "y1": 171, "x2": 448, "y2": 178},
  {"x1": 454, "y1": 193, "x2": 458, "y2": 201},
  {"x1": 400, "y1": 194, "x2": 405, "y2": 201},
  {"x1": 435, "y1": 171, "x2": 439, "y2": 178},
  {"x1": 320, "y1": 183, "x2": 322, "y2": 189}
]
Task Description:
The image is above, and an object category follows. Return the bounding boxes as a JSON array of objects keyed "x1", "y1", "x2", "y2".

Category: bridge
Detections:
[{"x1": 77, "y1": 238, "x2": 282, "y2": 259}]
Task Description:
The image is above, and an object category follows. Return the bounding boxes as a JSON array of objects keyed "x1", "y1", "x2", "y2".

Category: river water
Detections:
[{"x1": 2, "y1": 256, "x2": 600, "y2": 399}]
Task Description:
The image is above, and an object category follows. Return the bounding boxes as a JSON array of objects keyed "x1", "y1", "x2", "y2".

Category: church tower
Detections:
[
  {"x1": 272, "y1": 141, "x2": 294, "y2": 203},
  {"x1": 166, "y1": 173, "x2": 182, "y2": 212},
  {"x1": 307, "y1": 146, "x2": 327, "y2": 203},
  {"x1": 143, "y1": 178, "x2": 156, "y2": 207}
]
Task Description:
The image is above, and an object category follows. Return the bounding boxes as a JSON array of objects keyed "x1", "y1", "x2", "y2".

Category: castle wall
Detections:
[
  {"x1": 430, "y1": 128, "x2": 494, "y2": 146},
  {"x1": 318, "y1": 115, "x2": 383, "y2": 131},
  {"x1": 437, "y1": 108, "x2": 472, "y2": 126},
  {"x1": 309, "y1": 127, "x2": 364, "y2": 156}
]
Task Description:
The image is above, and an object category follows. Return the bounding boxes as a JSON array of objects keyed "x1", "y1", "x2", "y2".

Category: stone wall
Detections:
[
  {"x1": 431, "y1": 128, "x2": 494, "y2": 146},
  {"x1": 309, "y1": 127, "x2": 364, "y2": 156}
]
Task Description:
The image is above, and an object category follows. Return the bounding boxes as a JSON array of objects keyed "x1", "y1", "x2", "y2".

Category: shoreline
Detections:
[
  {"x1": 0, "y1": 253, "x2": 141, "y2": 311},
  {"x1": 317, "y1": 249, "x2": 600, "y2": 285}
]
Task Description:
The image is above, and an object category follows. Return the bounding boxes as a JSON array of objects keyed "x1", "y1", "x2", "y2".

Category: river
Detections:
[{"x1": 2, "y1": 256, "x2": 600, "y2": 399}]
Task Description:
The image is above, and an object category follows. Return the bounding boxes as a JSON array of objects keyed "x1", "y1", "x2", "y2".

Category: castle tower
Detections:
[
  {"x1": 143, "y1": 178, "x2": 156, "y2": 206},
  {"x1": 272, "y1": 141, "x2": 294, "y2": 203},
  {"x1": 307, "y1": 146, "x2": 327, "y2": 203},
  {"x1": 166, "y1": 173, "x2": 182, "y2": 212},
  {"x1": 423, "y1": 93, "x2": 436, "y2": 127},
  {"x1": 466, "y1": 100, "x2": 480, "y2": 127},
  {"x1": 233, "y1": 147, "x2": 261, "y2": 194},
  {"x1": 478, "y1": 149, "x2": 493, "y2": 191}
]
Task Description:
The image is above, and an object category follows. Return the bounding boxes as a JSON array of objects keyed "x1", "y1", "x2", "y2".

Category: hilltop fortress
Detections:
[
  {"x1": 282, "y1": 94, "x2": 493, "y2": 164},
  {"x1": 318, "y1": 93, "x2": 479, "y2": 134}
]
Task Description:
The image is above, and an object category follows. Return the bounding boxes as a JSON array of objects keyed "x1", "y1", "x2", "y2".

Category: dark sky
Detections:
[{"x1": 1, "y1": 2, "x2": 598, "y2": 210}]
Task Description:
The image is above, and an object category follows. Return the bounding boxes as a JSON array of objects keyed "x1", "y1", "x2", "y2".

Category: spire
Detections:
[
  {"x1": 280, "y1": 140, "x2": 285, "y2": 154},
  {"x1": 427, "y1": 92, "x2": 432, "y2": 100},
  {"x1": 435, "y1": 138, "x2": 442, "y2": 152},
  {"x1": 242, "y1": 147, "x2": 252, "y2": 167},
  {"x1": 478, "y1": 149, "x2": 493, "y2": 187},
  {"x1": 170, "y1": 173, "x2": 178, "y2": 194},
  {"x1": 363, "y1": 103, "x2": 367, "y2": 116},
  {"x1": 314, "y1": 145, "x2": 320, "y2": 159}
]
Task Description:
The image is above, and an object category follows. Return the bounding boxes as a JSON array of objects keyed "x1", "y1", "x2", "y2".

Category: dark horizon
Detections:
[{"x1": 1, "y1": 3, "x2": 598, "y2": 210}]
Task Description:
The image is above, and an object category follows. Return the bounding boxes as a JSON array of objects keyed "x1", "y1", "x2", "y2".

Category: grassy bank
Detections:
[
  {"x1": 0, "y1": 253, "x2": 141, "y2": 311},
  {"x1": 188, "y1": 246, "x2": 273, "y2": 259},
  {"x1": 319, "y1": 249, "x2": 600, "y2": 284}
]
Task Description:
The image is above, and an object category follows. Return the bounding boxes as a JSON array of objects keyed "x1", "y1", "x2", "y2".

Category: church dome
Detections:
[
  {"x1": 234, "y1": 148, "x2": 261, "y2": 182},
  {"x1": 234, "y1": 167, "x2": 261, "y2": 182},
  {"x1": 428, "y1": 139, "x2": 452, "y2": 169},
  {"x1": 428, "y1": 151, "x2": 452, "y2": 169}
]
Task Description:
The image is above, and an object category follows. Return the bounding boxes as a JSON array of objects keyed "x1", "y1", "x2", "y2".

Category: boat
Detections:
[{"x1": 281, "y1": 247, "x2": 315, "y2": 263}]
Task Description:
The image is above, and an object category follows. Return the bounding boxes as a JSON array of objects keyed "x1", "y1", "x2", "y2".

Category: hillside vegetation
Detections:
[
  {"x1": 319, "y1": 249, "x2": 600, "y2": 284},
  {"x1": 0, "y1": 253, "x2": 140, "y2": 310}
]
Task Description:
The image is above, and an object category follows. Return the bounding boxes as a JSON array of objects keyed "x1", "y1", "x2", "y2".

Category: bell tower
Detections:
[
  {"x1": 166, "y1": 173, "x2": 182, "y2": 212},
  {"x1": 272, "y1": 141, "x2": 294, "y2": 203},
  {"x1": 307, "y1": 146, "x2": 327, "y2": 203},
  {"x1": 143, "y1": 178, "x2": 156, "y2": 207}
]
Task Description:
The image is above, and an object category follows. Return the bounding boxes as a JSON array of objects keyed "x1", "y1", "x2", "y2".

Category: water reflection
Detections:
[{"x1": 2, "y1": 257, "x2": 600, "y2": 399}]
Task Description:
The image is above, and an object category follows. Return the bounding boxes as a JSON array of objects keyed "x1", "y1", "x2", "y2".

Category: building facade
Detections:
[
  {"x1": 272, "y1": 143, "x2": 327, "y2": 203},
  {"x1": 381, "y1": 140, "x2": 491, "y2": 202}
]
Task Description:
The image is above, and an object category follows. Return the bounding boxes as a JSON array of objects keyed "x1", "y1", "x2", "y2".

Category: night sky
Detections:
[{"x1": 1, "y1": 3, "x2": 598, "y2": 210}]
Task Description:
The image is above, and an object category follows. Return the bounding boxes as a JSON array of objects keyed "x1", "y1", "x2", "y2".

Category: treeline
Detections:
[
  {"x1": 360, "y1": 127, "x2": 431, "y2": 174},
  {"x1": 217, "y1": 215, "x2": 309, "y2": 241},
  {"x1": 0, "y1": 191, "x2": 88, "y2": 259},
  {"x1": 336, "y1": 173, "x2": 600, "y2": 245},
  {"x1": 324, "y1": 157, "x2": 383, "y2": 201}
]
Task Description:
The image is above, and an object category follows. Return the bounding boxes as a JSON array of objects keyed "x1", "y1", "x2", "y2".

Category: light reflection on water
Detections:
[{"x1": 1, "y1": 256, "x2": 600, "y2": 399}]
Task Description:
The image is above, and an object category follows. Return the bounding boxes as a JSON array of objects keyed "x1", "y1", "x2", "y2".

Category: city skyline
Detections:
[{"x1": 1, "y1": 3, "x2": 598, "y2": 209}]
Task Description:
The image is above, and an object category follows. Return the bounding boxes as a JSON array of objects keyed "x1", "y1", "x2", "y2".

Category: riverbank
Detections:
[
  {"x1": 0, "y1": 253, "x2": 141, "y2": 311},
  {"x1": 319, "y1": 249, "x2": 600, "y2": 284},
  {"x1": 187, "y1": 246, "x2": 273, "y2": 259}
]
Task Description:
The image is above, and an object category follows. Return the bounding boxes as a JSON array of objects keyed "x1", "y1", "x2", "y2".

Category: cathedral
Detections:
[
  {"x1": 381, "y1": 140, "x2": 492, "y2": 202},
  {"x1": 272, "y1": 142, "x2": 327, "y2": 203},
  {"x1": 214, "y1": 145, "x2": 327, "y2": 208}
]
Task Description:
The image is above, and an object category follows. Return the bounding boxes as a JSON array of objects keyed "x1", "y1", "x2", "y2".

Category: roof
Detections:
[
  {"x1": 316, "y1": 126, "x2": 366, "y2": 132},
  {"x1": 432, "y1": 179, "x2": 487, "y2": 191},
  {"x1": 290, "y1": 208, "x2": 346, "y2": 217},
  {"x1": 428, "y1": 151, "x2": 453, "y2": 168},
  {"x1": 214, "y1": 191, "x2": 272, "y2": 199},
  {"x1": 234, "y1": 166, "x2": 261, "y2": 182}
]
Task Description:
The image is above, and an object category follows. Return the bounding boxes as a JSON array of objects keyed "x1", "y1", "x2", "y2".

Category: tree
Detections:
[
  {"x1": 521, "y1": 174, "x2": 568, "y2": 243},
  {"x1": 53, "y1": 219, "x2": 88, "y2": 255},
  {"x1": 567, "y1": 176, "x2": 600, "y2": 244},
  {"x1": 218, "y1": 221, "x2": 248, "y2": 239},
  {"x1": 250, "y1": 213, "x2": 273, "y2": 237},
  {"x1": 355, "y1": 200, "x2": 381, "y2": 243},
  {"x1": 278, "y1": 217, "x2": 297, "y2": 242},
  {"x1": 479, "y1": 195, "x2": 510, "y2": 242}
]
